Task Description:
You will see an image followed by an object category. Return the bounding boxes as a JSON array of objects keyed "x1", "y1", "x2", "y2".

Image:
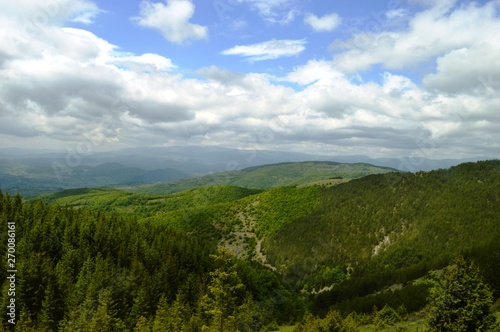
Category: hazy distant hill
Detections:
[
  {"x1": 125, "y1": 161, "x2": 397, "y2": 194},
  {"x1": 0, "y1": 146, "x2": 483, "y2": 174},
  {"x1": 0, "y1": 160, "x2": 187, "y2": 196},
  {"x1": 1, "y1": 145, "x2": 487, "y2": 196}
]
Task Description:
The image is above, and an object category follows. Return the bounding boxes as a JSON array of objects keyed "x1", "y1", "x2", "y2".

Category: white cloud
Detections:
[
  {"x1": 133, "y1": 0, "x2": 208, "y2": 44},
  {"x1": 284, "y1": 60, "x2": 345, "y2": 86},
  {"x1": 221, "y1": 39, "x2": 306, "y2": 61},
  {"x1": 112, "y1": 53, "x2": 176, "y2": 72},
  {"x1": 386, "y1": 8, "x2": 407, "y2": 20},
  {"x1": 0, "y1": 15, "x2": 196, "y2": 143},
  {"x1": 230, "y1": 19, "x2": 248, "y2": 30},
  {"x1": 332, "y1": 1, "x2": 500, "y2": 73},
  {"x1": 304, "y1": 12, "x2": 342, "y2": 32},
  {"x1": 241, "y1": 0, "x2": 298, "y2": 25},
  {"x1": 0, "y1": 0, "x2": 102, "y2": 26},
  {"x1": 67, "y1": 0, "x2": 102, "y2": 24},
  {"x1": 196, "y1": 66, "x2": 244, "y2": 84},
  {"x1": 423, "y1": 43, "x2": 500, "y2": 93}
]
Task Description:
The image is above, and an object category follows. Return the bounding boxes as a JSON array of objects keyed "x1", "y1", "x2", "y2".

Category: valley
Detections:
[{"x1": 1, "y1": 159, "x2": 499, "y2": 330}]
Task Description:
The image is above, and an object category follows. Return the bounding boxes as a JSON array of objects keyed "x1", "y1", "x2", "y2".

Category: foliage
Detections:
[
  {"x1": 372, "y1": 305, "x2": 405, "y2": 330},
  {"x1": 35, "y1": 186, "x2": 263, "y2": 243},
  {"x1": 201, "y1": 248, "x2": 245, "y2": 331},
  {"x1": 251, "y1": 186, "x2": 321, "y2": 237},
  {"x1": 294, "y1": 309, "x2": 359, "y2": 332},
  {"x1": 302, "y1": 266, "x2": 347, "y2": 292},
  {"x1": 265, "y1": 160, "x2": 500, "y2": 312},
  {"x1": 427, "y1": 257, "x2": 497, "y2": 331},
  {"x1": 35, "y1": 186, "x2": 261, "y2": 218},
  {"x1": 0, "y1": 192, "x2": 302, "y2": 331}
]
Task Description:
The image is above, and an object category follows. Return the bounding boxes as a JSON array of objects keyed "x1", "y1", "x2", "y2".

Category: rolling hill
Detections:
[
  {"x1": 32, "y1": 159, "x2": 500, "y2": 320},
  {"x1": 124, "y1": 161, "x2": 397, "y2": 194}
]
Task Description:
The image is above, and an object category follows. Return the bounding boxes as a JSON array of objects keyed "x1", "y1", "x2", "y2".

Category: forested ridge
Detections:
[{"x1": 264, "y1": 160, "x2": 500, "y2": 315}]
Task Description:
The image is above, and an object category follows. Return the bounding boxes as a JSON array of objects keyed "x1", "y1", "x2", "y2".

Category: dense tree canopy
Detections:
[
  {"x1": 428, "y1": 257, "x2": 496, "y2": 331},
  {"x1": 0, "y1": 191, "x2": 302, "y2": 331}
]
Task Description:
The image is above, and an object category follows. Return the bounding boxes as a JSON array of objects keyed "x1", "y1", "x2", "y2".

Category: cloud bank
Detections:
[{"x1": 0, "y1": 0, "x2": 498, "y2": 160}]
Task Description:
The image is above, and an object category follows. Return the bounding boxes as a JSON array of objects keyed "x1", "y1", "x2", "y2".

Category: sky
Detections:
[{"x1": 0, "y1": 0, "x2": 499, "y2": 160}]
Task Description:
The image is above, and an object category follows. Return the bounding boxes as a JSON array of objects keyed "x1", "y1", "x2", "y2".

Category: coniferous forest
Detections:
[
  {"x1": 1, "y1": 160, "x2": 500, "y2": 331},
  {"x1": 0, "y1": 192, "x2": 302, "y2": 331}
]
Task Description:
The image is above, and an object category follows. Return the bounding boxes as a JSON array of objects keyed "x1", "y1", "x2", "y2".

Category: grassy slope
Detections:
[
  {"x1": 35, "y1": 185, "x2": 262, "y2": 218},
  {"x1": 124, "y1": 161, "x2": 397, "y2": 194}
]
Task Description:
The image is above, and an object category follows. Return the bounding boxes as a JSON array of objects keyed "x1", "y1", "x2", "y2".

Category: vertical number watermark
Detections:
[{"x1": 6, "y1": 220, "x2": 16, "y2": 325}]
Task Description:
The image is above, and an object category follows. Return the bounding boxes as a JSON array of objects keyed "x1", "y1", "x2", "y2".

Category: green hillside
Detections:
[
  {"x1": 125, "y1": 161, "x2": 396, "y2": 194},
  {"x1": 35, "y1": 185, "x2": 261, "y2": 217},
  {"x1": 35, "y1": 185, "x2": 264, "y2": 242},
  {"x1": 28, "y1": 160, "x2": 500, "y2": 328},
  {"x1": 264, "y1": 160, "x2": 500, "y2": 314}
]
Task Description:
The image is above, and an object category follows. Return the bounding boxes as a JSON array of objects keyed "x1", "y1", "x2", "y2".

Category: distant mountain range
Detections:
[
  {"x1": 0, "y1": 160, "x2": 187, "y2": 196},
  {"x1": 0, "y1": 146, "x2": 489, "y2": 195}
]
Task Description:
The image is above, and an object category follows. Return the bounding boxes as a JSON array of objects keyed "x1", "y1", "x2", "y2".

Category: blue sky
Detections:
[
  {"x1": 0, "y1": 0, "x2": 499, "y2": 160},
  {"x1": 72, "y1": 0, "x2": 419, "y2": 79}
]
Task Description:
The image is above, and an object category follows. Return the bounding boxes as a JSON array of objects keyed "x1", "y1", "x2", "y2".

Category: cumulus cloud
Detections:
[
  {"x1": 304, "y1": 12, "x2": 342, "y2": 32},
  {"x1": 133, "y1": 0, "x2": 208, "y2": 44},
  {"x1": 332, "y1": 1, "x2": 500, "y2": 73},
  {"x1": 196, "y1": 66, "x2": 244, "y2": 84},
  {"x1": 278, "y1": 57, "x2": 500, "y2": 157},
  {"x1": 0, "y1": 11, "x2": 196, "y2": 145},
  {"x1": 0, "y1": 0, "x2": 498, "y2": 159},
  {"x1": 221, "y1": 39, "x2": 306, "y2": 61},
  {"x1": 423, "y1": 43, "x2": 500, "y2": 93}
]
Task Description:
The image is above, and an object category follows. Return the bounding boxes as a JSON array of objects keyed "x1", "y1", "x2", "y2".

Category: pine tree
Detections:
[
  {"x1": 37, "y1": 280, "x2": 63, "y2": 331},
  {"x1": 134, "y1": 316, "x2": 150, "y2": 332},
  {"x1": 15, "y1": 305, "x2": 36, "y2": 332},
  {"x1": 203, "y1": 248, "x2": 245, "y2": 332},
  {"x1": 152, "y1": 292, "x2": 188, "y2": 332},
  {"x1": 152, "y1": 296, "x2": 169, "y2": 332},
  {"x1": 295, "y1": 309, "x2": 358, "y2": 332},
  {"x1": 427, "y1": 257, "x2": 497, "y2": 331},
  {"x1": 59, "y1": 296, "x2": 95, "y2": 332},
  {"x1": 167, "y1": 292, "x2": 188, "y2": 331},
  {"x1": 88, "y1": 288, "x2": 123, "y2": 332}
]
